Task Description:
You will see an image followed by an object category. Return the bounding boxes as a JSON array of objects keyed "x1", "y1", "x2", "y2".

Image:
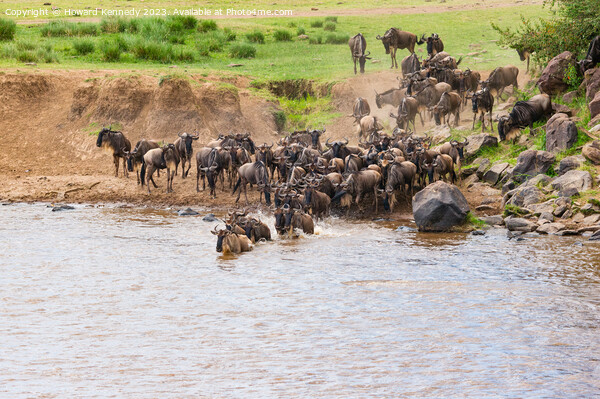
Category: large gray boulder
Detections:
[
  {"x1": 511, "y1": 150, "x2": 556, "y2": 183},
  {"x1": 585, "y1": 67, "x2": 600, "y2": 103},
  {"x1": 412, "y1": 181, "x2": 470, "y2": 232},
  {"x1": 504, "y1": 185, "x2": 544, "y2": 208},
  {"x1": 464, "y1": 134, "x2": 498, "y2": 159},
  {"x1": 590, "y1": 92, "x2": 600, "y2": 120},
  {"x1": 545, "y1": 113, "x2": 578, "y2": 152},
  {"x1": 538, "y1": 51, "x2": 576, "y2": 95},
  {"x1": 557, "y1": 155, "x2": 585, "y2": 175},
  {"x1": 550, "y1": 170, "x2": 592, "y2": 194},
  {"x1": 582, "y1": 140, "x2": 600, "y2": 165},
  {"x1": 537, "y1": 222, "x2": 566, "y2": 235},
  {"x1": 483, "y1": 162, "x2": 510, "y2": 185}
]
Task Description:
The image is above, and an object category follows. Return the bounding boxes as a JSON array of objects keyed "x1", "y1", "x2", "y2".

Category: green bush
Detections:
[
  {"x1": 245, "y1": 30, "x2": 265, "y2": 44},
  {"x1": 169, "y1": 35, "x2": 186, "y2": 44},
  {"x1": 100, "y1": 17, "x2": 130, "y2": 33},
  {"x1": 296, "y1": 27, "x2": 306, "y2": 36},
  {"x1": 273, "y1": 110, "x2": 286, "y2": 131},
  {"x1": 101, "y1": 40, "x2": 121, "y2": 62},
  {"x1": 273, "y1": 29, "x2": 292, "y2": 42},
  {"x1": 324, "y1": 33, "x2": 349, "y2": 44},
  {"x1": 0, "y1": 18, "x2": 17, "y2": 41},
  {"x1": 323, "y1": 22, "x2": 336, "y2": 31},
  {"x1": 309, "y1": 35, "x2": 323, "y2": 45},
  {"x1": 197, "y1": 31, "x2": 226, "y2": 56},
  {"x1": 0, "y1": 43, "x2": 17, "y2": 59},
  {"x1": 73, "y1": 38, "x2": 95, "y2": 55},
  {"x1": 16, "y1": 40, "x2": 37, "y2": 51},
  {"x1": 564, "y1": 64, "x2": 583, "y2": 91},
  {"x1": 310, "y1": 20, "x2": 324, "y2": 28},
  {"x1": 223, "y1": 28, "x2": 237, "y2": 42},
  {"x1": 132, "y1": 39, "x2": 173, "y2": 63},
  {"x1": 324, "y1": 16, "x2": 338, "y2": 23},
  {"x1": 178, "y1": 15, "x2": 198, "y2": 30},
  {"x1": 173, "y1": 47, "x2": 195, "y2": 62},
  {"x1": 229, "y1": 43, "x2": 256, "y2": 58},
  {"x1": 40, "y1": 21, "x2": 98, "y2": 37},
  {"x1": 198, "y1": 20, "x2": 218, "y2": 33}
]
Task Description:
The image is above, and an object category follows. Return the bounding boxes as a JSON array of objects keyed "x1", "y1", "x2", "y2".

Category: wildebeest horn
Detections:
[
  {"x1": 325, "y1": 138, "x2": 332, "y2": 148},
  {"x1": 342, "y1": 137, "x2": 349, "y2": 145},
  {"x1": 178, "y1": 132, "x2": 184, "y2": 137},
  {"x1": 389, "y1": 112, "x2": 397, "y2": 118},
  {"x1": 374, "y1": 89, "x2": 379, "y2": 96},
  {"x1": 463, "y1": 138, "x2": 469, "y2": 145},
  {"x1": 376, "y1": 35, "x2": 382, "y2": 40}
]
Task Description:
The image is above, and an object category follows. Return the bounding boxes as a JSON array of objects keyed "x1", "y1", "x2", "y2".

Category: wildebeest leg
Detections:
[
  {"x1": 113, "y1": 155, "x2": 119, "y2": 177},
  {"x1": 196, "y1": 167, "x2": 201, "y2": 193},
  {"x1": 243, "y1": 181, "x2": 249, "y2": 205},
  {"x1": 455, "y1": 110, "x2": 460, "y2": 127},
  {"x1": 145, "y1": 165, "x2": 155, "y2": 194},
  {"x1": 185, "y1": 160, "x2": 192, "y2": 179},
  {"x1": 489, "y1": 110, "x2": 494, "y2": 133},
  {"x1": 235, "y1": 181, "x2": 243, "y2": 204},
  {"x1": 122, "y1": 157, "x2": 128, "y2": 178},
  {"x1": 353, "y1": 58, "x2": 357, "y2": 75},
  {"x1": 149, "y1": 171, "x2": 158, "y2": 188},
  {"x1": 373, "y1": 187, "x2": 378, "y2": 213}
]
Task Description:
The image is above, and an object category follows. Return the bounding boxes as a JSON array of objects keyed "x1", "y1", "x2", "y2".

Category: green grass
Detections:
[
  {"x1": 273, "y1": 29, "x2": 292, "y2": 42},
  {"x1": 0, "y1": 18, "x2": 16, "y2": 41},
  {"x1": 40, "y1": 21, "x2": 98, "y2": 37},
  {"x1": 504, "y1": 203, "x2": 530, "y2": 217},
  {"x1": 245, "y1": 30, "x2": 265, "y2": 44},
  {"x1": 323, "y1": 21, "x2": 337, "y2": 32},
  {"x1": 466, "y1": 212, "x2": 486, "y2": 228},
  {"x1": 229, "y1": 43, "x2": 256, "y2": 59},
  {"x1": 72, "y1": 38, "x2": 95, "y2": 55},
  {"x1": 198, "y1": 20, "x2": 218, "y2": 33},
  {"x1": 278, "y1": 94, "x2": 341, "y2": 130}
]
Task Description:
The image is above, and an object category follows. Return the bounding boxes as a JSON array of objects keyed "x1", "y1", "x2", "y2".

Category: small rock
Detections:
[
  {"x1": 584, "y1": 214, "x2": 600, "y2": 225},
  {"x1": 483, "y1": 162, "x2": 510, "y2": 185},
  {"x1": 227, "y1": 63, "x2": 244, "y2": 67},
  {"x1": 202, "y1": 213, "x2": 217, "y2": 221},
  {"x1": 554, "y1": 204, "x2": 568, "y2": 217},
  {"x1": 482, "y1": 215, "x2": 504, "y2": 226},
  {"x1": 464, "y1": 174, "x2": 479, "y2": 187},
  {"x1": 573, "y1": 212, "x2": 585, "y2": 223},
  {"x1": 505, "y1": 216, "x2": 537, "y2": 232},
  {"x1": 472, "y1": 230, "x2": 486, "y2": 236},
  {"x1": 582, "y1": 140, "x2": 600, "y2": 165},
  {"x1": 475, "y1": 158, "x2": 491, "y2": 179},
  {"x1": 562, "y1": 90, "x2": 579, "y2": 104},
  {"x1": 539, "y1": 212, "x2": 554, "y2": 223},
  {"x1": 561, "y1": 209, "x2": 574, "y2": 219},
  {"x1": 465, "y1": 134, "x2": 498, "y2": 159},
  {"x1": 557, "y1": 155, "x2": 585, "y2": 176},
  {"x1": 476, "y1": 204, "x2": 495, "y2": 212},
  {"x1": 590, "y1": 230, "x2": 600, "y2": 241},
  {"x1": 558, "y1": 229, "x2": 580, "y2": 236},
  {"x1": 178, "y1": 208, "x2": 199, "y2": 216},
  {"x1": 50, "y1": 204, "x2": 74, "y2": 212},
  {"x1": 537, "y1": 222, "x2": 566, "y2": 235},
  {"x1": 529, "y1": 200, "x2": 556, "y2": 215},
  {"x1": 297, "y1": 34, "x2": 309, "y2": 40},
  {"x1": 511, "y1": 150, "x2": 556, "y2": 183}
]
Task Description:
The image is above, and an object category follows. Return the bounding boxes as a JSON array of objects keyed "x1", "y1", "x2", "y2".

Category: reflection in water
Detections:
[{"x1": 1, "y1": 203, "x2": 600, "y2": 397}]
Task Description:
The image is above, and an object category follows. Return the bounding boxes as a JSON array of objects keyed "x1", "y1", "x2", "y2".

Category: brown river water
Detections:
[{"x1": 1, "y1": 203, "x2": 600, "y2": 398}]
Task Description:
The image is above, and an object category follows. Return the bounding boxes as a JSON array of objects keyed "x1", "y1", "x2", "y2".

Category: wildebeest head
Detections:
[
  {"x1": 422, "y1": 160, "x2": 437, "y2": 184},
  {"x1": 376, "y1": 29, "x2": 394, "y2": 54},
  {"x1": 273, "y1": 207, "x2": 285, "y2": 234},
  {"x1": 355, "y1": 50, "x2": 371, "y2": 74},
  {"x1": 96, "y1": 127, "x2": 114, "y2": 147},
  {"x1": 241, "y1": 134, "x2": 256, "y2": 154},
  {"x1": 211, "y1": 226, "x2": 229, "y2": 252},
  {"x1": 309, "y1": 128, "x2": 325, "y2": 149},
  {"x1": 124, "y1": 148, "x2": 135, "y2": 171},
  {"x1": 451, "y1": 138, "x2": 469, "y2": 159},
  {"x1": 374, "y1": 90, "x2": 384, "y2": 109},
  {"x1": 497, "y1": 115, "x2": 512, "y2": 141},
  {"x1": 178, "y1": 132, "x2": 199, "y2": 157},
  {"x1": 325, "y1": 137, "x2": 349, "y2": 159}
]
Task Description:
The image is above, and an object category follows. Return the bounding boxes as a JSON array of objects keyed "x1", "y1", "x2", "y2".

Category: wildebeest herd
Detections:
[{"x1": 94, "y1": 33, "x2": 600, "y2": 254}]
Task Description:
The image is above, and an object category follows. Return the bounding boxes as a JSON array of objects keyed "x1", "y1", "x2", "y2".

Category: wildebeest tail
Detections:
[
  {"x1": 456, "y1": 56, "x2": 463, "y2": 66},
  {"x1": 232, "y1": 177, "x2": 242, "y2": 194},
  {"x1": 331, "y1": 190, "x2": 348, "y2": 203},
  {"x1": 140, "y1": 161, "x2": 146, "y2": 187}
]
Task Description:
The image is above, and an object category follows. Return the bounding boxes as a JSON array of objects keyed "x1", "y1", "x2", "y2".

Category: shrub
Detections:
[
  {"x1": 179, "y1": 15, "x2": 198, "y2": 30},
  {"x1": 324, "y1": 16, "x2": 338, "y2": 23},
  {"x1": 323, "y1": 22, "x2": 336, "y2": 31},
  {"x1": 273, "y1": 111, "x2": 286, "y2": 131},
  {"x1": 173, "y1": 47, "x2": 195, "y2": 62},
  {"x1": 197, "y1": 31, "x2": 226, "y2": 56},
  {"x1": 273, "y1": 29, "x2": 292, "y2": 42},
  {"x1": 16, "y1": 40, "x2": 37, "y2": 51},
  {"x1": 564, "y1": 64, "x2": 583, "y2": 91},
  {"x1": 310, "y1": 20, "x2": 323, "y2": 28},
  {"x1": 198, "y1": 19, "x2": 218, "y2": 33},
  {"x1": 324, "y1": 33, "x2": 349, "y2": 44},
  {"x1": 100, "y1": 17, "x2": 130, "y2": 33},
  {"x1": 40, "y1": 21, "x2": 98, "y2": 37},
  {"x1": 296, "y1": 27, "x2": 306, "y2": 36},
  {"x1": 101, "y1": 40, "x2": 121, "y2": 62},
  {"x1": 245, "y1": 30, "x2": 265, "y2": 44},
  {"x1": 0, "y1": 18, "x2": 17, "y2": 41},
  {"x1": 132, "y1": 39, "x2": 173, "y2": 63},
  {"x1": 167, "y1": 15, "x2": 196, "y2": 31},
  {"x1": 169, "y1": 35, "x2": 186, "y2": 44},
  {"x1": 0, "y1": 43, "x2": 17, "y2": 59},
  {"x1": 16, "y1": 50, "x2": 38, "y2": 63},
  {"x1": 229, "y1": 43, "x2": 256, "y2": 58},
  {"x1": 309, "y1": 35, "x2": 323, "y2": 45},
  {"x1": 73, "y1": 38, "x2": 95, "y2": 55},
  {"x1": 223, "y1": 28, "x2": 237, "y2": 42}
]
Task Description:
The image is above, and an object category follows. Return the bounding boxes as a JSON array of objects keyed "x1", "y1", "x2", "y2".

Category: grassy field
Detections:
[{"x1": 0, "y1": 4, "x2": 549, "y2": 80}]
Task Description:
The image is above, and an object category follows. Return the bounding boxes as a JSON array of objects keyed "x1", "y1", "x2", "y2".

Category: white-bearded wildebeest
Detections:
[
  {"x1": 196, "y1": 146, "x2": 220, "y2": 197},
  {"x1": 440, "y1": 138, "x2": 468, "y2": 181},
  {"x1": 357, "y1": 115, "x2": 383, "y2": 140},
  {"x1": 578, "y1": 35, "x2": 600, "y2": 74},
  {"x1": 303, "y1": 183, "x2": 331, "y2": 220},
  {"x1": 497, "y1": 93, "x2": 552, "y2": 142},
  {"x1": 432, "y1": 91, "x2": 462, "y2": 126},
  {"x1": 390, "y1": 97, "x2": 423, "y2": 134},
  {"x1": 348, "y1": 33, "x2": 371, "y2": 74},
  {"x1": 233, "y1": 161, "x2": 271, "y2": 205},
  {"x1": 256, "y1": 143, "x2": 275, "y2": 180},
  {"x1": 174, "y1": 132, "x2": 199, "y2": 179},
  {"x1": 211, "y1": 226, "x2": 252, "y2": 254},
  {"x1": 482, "y1": 65, "x2": 519, "y2": 101},
  {"x1": 349, "y1": 97, "x2": 371, "y2": 124},
  {"x1": 469, "y1": 87, "x2": 494, "y2": 132},
  {"x1": 125, "y1": 139, "x2": 159, "y2": 184},
  {"x1": 412, "y1": 82, "x2": 452, "y2": 119},
  {"x1": 401, "y1": 53, "x2": 421, "y2": 77},
  {"x1": 338, "y1": 169, "x2": 382, "y2": 213},
  {"x1": 421, "y1": 33, "x2": 444, "y2": 57},
  {"x1": 96, "y1": 127, "x2": 131, "y2": 178},
  {"x1": 422, "y1": 154, "x2": 455, "y2": 185},
  {"x1": 283, "y1": 205, "x2": 314, "y2": 236},
  {"x1": 140, "y1": 145, "x2": 178, "y2": 194},
  {"x1": 422, "y1": 51, "x2": 450, "y2": 68},
  {"x1": 374, "y1": 88, "x2": 407, "y2": 108},
  {"x1": 376, "y1": 28, "x2": 424, "y2": 69},
  {"x1": 459, "y1": 68, "x2": 481, "y2": 105},
  {"x1": 381, "y1": 160, "x2": 417, "y2": 211}
]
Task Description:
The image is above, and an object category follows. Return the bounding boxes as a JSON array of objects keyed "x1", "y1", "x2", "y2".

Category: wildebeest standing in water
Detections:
[
  {"x1": 348, "y1": 33, "x2": 371, "y2": 74},
  {"x1": 96, "y1": 127, "x2": 131, "y2": 177},
  {"x1": 211, "y1": 226, "x2": 252, "y2": 254},
  {"x1": 174, "y1": 132, "x2": 199, "y2": 178},
  {"x1": 125, "y1": 139, "x2": 159, "y2": 184},
  {"x1": 376, "y1": 28, "x2": 424, "y2": 69}
]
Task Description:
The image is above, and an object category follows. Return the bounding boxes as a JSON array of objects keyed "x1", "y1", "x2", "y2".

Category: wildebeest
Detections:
[
  {"x1": 211, "y1": 226, "x2": 252, "y2": 254},
  {"x1": 516, "y1": 45, "x2": 534, "y2": 73},
  {"x1": 401, "y1": 53, "x2": 421, "y2": 77},
  {"x1": 349, "y1": 97, "x2": 371, "y2": 124},
  {"x1": 304, "y1": 184, "x2": 331, "y2": 220},
  {"x1": 196, "y1": 147, "x2": 220, "y2": 198},
  {"x1": 348, "y1": 33, "x2": 371, "y2": 74},
  {"x1": 283, "y1": 205, "x2": 314, "y2": 235},
  {"x1": 174, "y1": 132, "x2": 199, "y2": 178},
  {"x1": 482, "y1": 65, "x2": 519, "y2": 100},
  {"x1": 374, "y1": 87, "x2": 407, "y2": 108},
  {"x1": 357, "y1": 115, "x2": 383, "y2": 139},
  {"x1": 96, "y1": 127, "x2": 131, "y2": 178},
  {"x1": 497, "y1": 93, "x2": 552, "y2": 142},
  {"x1": 233, "y1": 161, "x2": 271, "y2": 205},
  {"x1": 339, "y1": 169, "x2": 382, "y2": 212},
  {"x1": 345, "y1": 153, "x2": 364, "y2": 173},
  {"x1": 376, "y1": 28, "x2": 424, "y2": 69},
  {"x1": 412, "y1": 82, "x2": 452, "y2": 117},
  {"x1": 381, "y1": 160, "x2": 417, "y2": 211},
  {"x1": 459, "y1": 68, "x2": 481, "y2": 105},
  {"x1": 421, "y1": 33, "x2": 444, "y2": 57},
  {"x1": 432, "y1": 91, "x2": 462, "y2": 126},
  {"x1": 440, "y1": 138, "x2": 468, "y2": 180},
  {"x1": 470, "y1": 87, "x2": 494, "y2": 132},
  {"x1": 140, "y1": 145, "x2": 178, "y2": 194},
  {"x1": 578, "y1": 35, "x2": 600, "y2": 74},
  {"x1": 390, "y1": 97, "x2": 423, "y2": 134},
  {"x1": 125, "y1": 139, "x2": 159, "y2": 184},
  {"x1": 422, "y1": 154, "x2": 455, "y2": 185}
]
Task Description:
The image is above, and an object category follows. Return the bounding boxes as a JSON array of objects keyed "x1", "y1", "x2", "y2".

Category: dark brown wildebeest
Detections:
[
  {"x1": 303, "y1": 183, "x2": 331, "y2": 220},
  {"x1": 287, "y1": 128, "x2": 325, "y2": 150},
  {"x1": 498, "y1": 94, "x2": 552, "y2": 142},
  {"x1": 469, "y1": 87, "x2": 494, "y2": 132},
  {"x1": 339, "y1": 169, "x2": 382, "y2": 213},
  {"x1": 381, "y1": 160, "x2": 417, "y2": 211},
  {"x1": 422, "y1": 154, "x2": 455, "y2": 185},
  {"x1": 125, "y1": 139, "x2": 159, "y2": 184},
  {"x1": 482, "y1": 65, "x2": 519, "y2": 101},
  {"x1": 256, "y1": 143, "x2": 275, "y2": 180},
  {"x1": 233, "y1": 161, "x2": 271, "y2": 205},
  {"x1": 344, "y1": 153, "x2": 364, "y2": 173},
  {"x1": 374, "y1": 87, "x2": 406, "y2": 108},
  {"x1": 140, "y1": 145, "x2": 178, "y2": 194},
  {"x1": 348, "y1": 33, "x2": 371, "y2": 74},
  {"x1": 96, "y1": 127, "x2": 131, "y2": 178},
  {"x1": 440, "y1": 138, "x2": 468, "y2": 181},
  {"x1": 211, "y1": 226, "x2": 252, "y2": 254},
  {"x1": 401, "y1": 53, "x2": 420, "y2": 77},
  {"x1": 357, "y1": 115, "x2": 383, "y2": 139},
  {"x1": 390, "y1": 97, "x2": 423, "y2": 134},
  {"x1": 459, "y1": 68, "x2": 481, "y2": 105},
  {"x1": 412, "y1": 82, "x2": 452, "y2": 117},
  {"x1": 432, "y1": 91, "x2": 462, "y2": 126},
  {"x1": 578, "y1": 35, "x2": 600, "y2": 74},
  {"x1": 174, "y1": 132, "x2": 199, "y2": 179},
  {"x1": 196, "y1": 147, "x2": 220, "y2": 198},
  {"x1": 283, "y1": 205, "x2": 314, "y2": 235},
  {"x1": 376, "y1": 28, "x2": 424, "y2": 69},
  {"x1": 422, "y1": 51, "x2": 449, "y2": 68},
  {"x1": 349, "y1": 97, "x2": 371, "y2": 124},
  {"x1": 421, "y1": 33, "x2": 444, "y2": 57}
]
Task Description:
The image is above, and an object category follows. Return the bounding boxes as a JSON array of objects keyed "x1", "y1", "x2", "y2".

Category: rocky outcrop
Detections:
[
  {"x1": 545, "y1": 113, "x2": 578, "y2": 152},
  {"x1": 511, "y1": 150, "x2": 555, "y2": 183},
  {"x1": 483, "y1": 162, "x2": 510, "y2": 185},
  {"x1": 590, "y1": 92, "x2": 600, "y2": 120},
  {"x1": 464, "y1": 134, "x2": 497, "y2": 159},
  {"x1": 412, "y1": 181, "x2": 470, "y2": 232},
  {"x1": 557, "y1": 155, "x2": 585, "y2": 175},
  {"x1": 504, "y1": 216, "x2": 537, "y2": 232},
  {"x1": 585, "y1": 67, "x2": 600, "y2": 103},
  {"x1": 582, "y1": 140, "x2": 600, "y2": 165},
  {"x1": 537, "y1": 222, "x2": 566, "y2": 235},
  {"x1": 537, "y1": 51, "x2": 576, "y2": 95},
  {"x1": 550, "y1": 170, "x2": 592, "y2": 195},
  {"x1": 504, "y1": 185, "x2": 544, "y2": 208}
]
